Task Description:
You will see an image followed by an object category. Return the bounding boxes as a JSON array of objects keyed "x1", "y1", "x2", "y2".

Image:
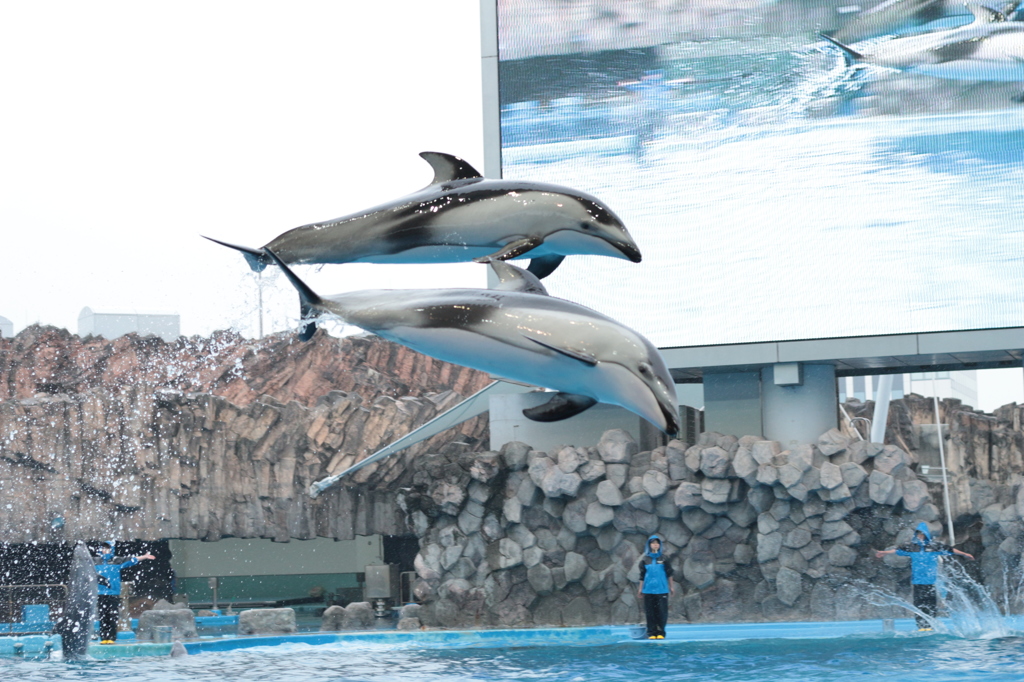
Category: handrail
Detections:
[{"x1": 0, "y1": 583, "x2": 66, "y2": 630}]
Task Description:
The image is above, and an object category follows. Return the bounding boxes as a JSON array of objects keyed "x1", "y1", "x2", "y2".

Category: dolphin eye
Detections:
[
  {"x1": 638, "y1": 362, "x2": 653, "y2": 377},
  {"x1": 579, "y1": 221, "x2": 593, "y2": 230}
]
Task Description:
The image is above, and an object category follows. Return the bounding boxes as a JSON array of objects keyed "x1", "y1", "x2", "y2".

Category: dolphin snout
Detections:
[
  {"x1": 617, "y1": 240, "x2": 643, "y2": 263},
  {"x1": 661, "y1": 400, "x2": 681, "y2": 437}
]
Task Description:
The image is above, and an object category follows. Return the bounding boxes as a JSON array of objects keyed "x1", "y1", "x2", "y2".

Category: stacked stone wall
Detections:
[{"x1": 404, "y1": 428, "x2": 955, "y2": 626}]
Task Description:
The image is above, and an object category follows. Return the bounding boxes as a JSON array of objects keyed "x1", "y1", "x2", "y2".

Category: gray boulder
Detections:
[
  {"x1": 597, "y1": 480, "x2": 624, "y2": 506},
  {"x1": 397, "y1": 617, "x2": 422, "y2": 630},
  {"x1": 674, "y1": 482, "x2": 702, "y2": 509},
  {"x1": 683, "y1": 554, "x2": 716, "y2": 589},
  {"x1": 557, "y1": 446, "x2": 588, "y2": 473},
  {"x1": 775, "y1": 567, "x2": 803, "y2": 607},
  {"x1": 868, "y1": 470, "x2": 896, "y2": 504},
  {"x1": 597, "y1": 429, "x2": 638, "y2": 463},
  {"x1": 642, "y1": 470, "x2": 671, "y2": 498},
  {"x1": 500, "y1": 441, "x2": 531, "y2": 470},
  {"x1": 320, "y1": 605, "x2": 346, "y2": 631},
  {"x1": 902, "y1": 479, "x2": 930, "y2": 512},
  {"x1": 238, "y1": 608, "x2": 296, "y2": 636},
  {"x1": 541, "y1": 467, "x2": 582, "y2": 498},
  {"x1": 342, "y1": 602, "x2": 375, "y2": 630},
  {"x1": 585, "y1": 501, "x2": 615, "y2": 528},
  {"x1": 137, "y1": 608, "x2": 197, "y2": 641},
  {"x1": 700, "y1": 447, "x2": 732, "y2": 478}
]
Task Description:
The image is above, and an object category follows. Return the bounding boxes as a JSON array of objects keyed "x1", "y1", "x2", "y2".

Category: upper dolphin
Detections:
[
  {"x1": 264, "y1": 249, "x2": 680, "y2": 436},
  {"x1": 823, "y1": 5, "x2": 1024, "y2": 82},
  {"x1": 204, "y1": 152, "x2": 641, "y2": 279}
]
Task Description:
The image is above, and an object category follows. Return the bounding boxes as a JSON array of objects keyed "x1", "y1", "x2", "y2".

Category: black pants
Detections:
[
  {"x1": 643, "y1": 593, "x2": 669, "y2": 637},
  {"x1": 98, "y1": 594, "x2": 121, "y2": 641},
  {"x1": 913, "y1": 584, "x2": 937, "y2": 628}
]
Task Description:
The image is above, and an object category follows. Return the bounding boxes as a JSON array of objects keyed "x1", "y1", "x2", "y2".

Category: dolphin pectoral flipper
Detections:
[
  {"x1": 522, "y1": 332, "x2": 599, "y2": 366},
  {"x1": 489, "y1": 260, "x2": 549, "y2": 295},
  {"x1": 527, "y1": 255, "x2": 565, "y2": 279},
  {"x1": 523, "y1": 392, "x2": 598, "y2": 422},
  {"x1": 419, "y1": 151, "x2": 484, "y2": 186},
  {"x1": 474, "y1": 237, "x2": 544, "y2": 263},
  {"x1": 203, "y1": 235, "x2": 270, "y2": 272}
]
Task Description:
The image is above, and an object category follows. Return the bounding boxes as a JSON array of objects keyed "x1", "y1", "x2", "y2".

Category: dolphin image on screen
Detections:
[
  {"x1": 205, "y1": 151, "x2": 641, "y2": 279},
  {"x1": 823, "y1": 5, "x2": 1024, "y2": 82},
  {"x1": 55, "y1": 542, "x2": 97, "y2": 660},
  {"x1": 831, "y1": 0, "x2": 1020, "y2": 43},
  {"x1": 264, "y1": 249, "x2": 680, "y2": 436}
]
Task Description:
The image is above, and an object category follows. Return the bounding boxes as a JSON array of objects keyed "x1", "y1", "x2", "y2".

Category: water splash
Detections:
[
  {"x1": 938, "y1": 560, "x2": 1014, "y2": 639},
  {"x1": 847, "y1": 560, "x2": 1019, "y2": 639}
]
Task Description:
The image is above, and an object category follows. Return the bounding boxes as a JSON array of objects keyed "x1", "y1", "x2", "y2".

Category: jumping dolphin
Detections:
[
  {"x1": 823, "y1": 5, "x2": 1024, "y2": 82},
  {"x1": 831, "y1": 0, "x2": 1020, "y2": 42},
  {"x1": 263, "y1": 249, "x2": 680, "y2": 435},
  {"x1": 204, "y1": 152, "x2": 641, "y2": 279},
  {"x1": 832, "y1": 0, "x2": 966, "y2": 43},
  {"x1": 55, "y1": 542, "x2": 97, "y2": 660}
]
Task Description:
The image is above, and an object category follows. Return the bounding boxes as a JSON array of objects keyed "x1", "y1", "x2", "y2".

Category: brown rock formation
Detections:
[
  {"x1": 0, "y1": 326, "x2": 492, "y2": 543},
  {"x1": 842, "y1": 394, "x2": 1024, "y2": 521}
]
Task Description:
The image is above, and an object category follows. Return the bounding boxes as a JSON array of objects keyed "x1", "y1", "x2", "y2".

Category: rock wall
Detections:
[
  {"x1": 0, "y1": 326, "x2": 492, "y2": 543},
  {"x1": 844, "y1": 395, "x2": 1024, "y2": 523},
  {"x1": 404, "y1": 428, "x2": 956, "y2": 627}
]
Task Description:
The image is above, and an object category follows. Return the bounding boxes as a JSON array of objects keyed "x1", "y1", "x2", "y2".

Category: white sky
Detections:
[
  {"x1": 0, "y1": 1, "x2": 1020, "y2": 412},
  {"x1": 0, "y1": 1, "x2": 485, "y2": 339}
]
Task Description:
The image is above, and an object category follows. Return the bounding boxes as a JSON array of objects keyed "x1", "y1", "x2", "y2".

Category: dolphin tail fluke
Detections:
[
  {"x1": 527, "y1": 255, "x2": 565, "y2": 279},
  {"x1": 202, "y1": 235, "x2": 270, "y2": 272},
  {"x1": 819, "y1": 33, "x2": 863, "y2": 66},
  {"x1": 262, "y1": 248, "x2": 325, "y2": 341},
  {"x1": 522, "y1": 393, "x2": 598, "y2": 422}
]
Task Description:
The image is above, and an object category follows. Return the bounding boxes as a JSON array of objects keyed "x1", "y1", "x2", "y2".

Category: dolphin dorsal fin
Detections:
[
  {"x1": 967, "y1": 3, "x2": 1006, "y2": 22},
  {"x1": 419, "y1": 151, "x2": 483, "y2": 186},
  {"x1": 489, "y1": 260, "x2": 549, "y2": 295}
]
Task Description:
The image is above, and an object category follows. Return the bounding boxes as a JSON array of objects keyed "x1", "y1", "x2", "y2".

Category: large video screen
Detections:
[{"x1": 496, "y1": 0, "x2": 1024, "y2": 349}]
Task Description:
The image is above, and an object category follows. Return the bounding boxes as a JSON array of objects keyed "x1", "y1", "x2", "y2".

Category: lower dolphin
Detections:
[
  {"x1": 56, "y1": 542, "x2": 97, "y2": 660},
  {"x1": 264, "y1": 250, "x2": 680, "y2": 436}
]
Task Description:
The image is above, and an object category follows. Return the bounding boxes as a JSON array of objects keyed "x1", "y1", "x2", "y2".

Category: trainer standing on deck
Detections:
[
  {"x1": 637, "y1": 534, "x2": 674, "y2": 639},
  {"x1": 875, "y1": 522, "x2": 974, "y2": 631},
  {"x1": 94, "y1": 540, "x2": 155, "y2": 644}
]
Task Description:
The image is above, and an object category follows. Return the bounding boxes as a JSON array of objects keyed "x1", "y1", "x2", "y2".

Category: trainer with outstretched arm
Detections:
[{"x1": 875, "y1": 522, "x2": 973, "y2": 630}]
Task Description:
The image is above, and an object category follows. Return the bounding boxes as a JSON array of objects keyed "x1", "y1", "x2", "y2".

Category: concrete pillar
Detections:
[
  {"x1": 761, "y1": 363, "x2": 838, "y2": 446},
  {"x1": 703, "y1": 371, "x2": 762, "y2": 438}
]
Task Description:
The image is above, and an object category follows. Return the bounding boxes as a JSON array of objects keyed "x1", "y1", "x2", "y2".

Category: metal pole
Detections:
[
  {"x1": 257, "y1": 271, "x2": 264, "y2": 339},
  {"x1": 870, "y1": 374, "x2": 893, "y2": 444},
  {"x1": 932, "y1": 376, "x2": 955, "y2": 545}
]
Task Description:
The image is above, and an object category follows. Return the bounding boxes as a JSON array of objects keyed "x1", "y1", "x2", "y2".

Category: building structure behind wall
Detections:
[
  {"x1": 78, "y1": 306, "x2": 180, "y2": 342},
  {"x1": 839, "y1": 370, "x2": 979, "y2": 408}
]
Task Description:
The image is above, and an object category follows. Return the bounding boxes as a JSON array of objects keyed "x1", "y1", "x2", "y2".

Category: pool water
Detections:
[{"x1": 7, "y1": 629, "x2": 1024, "y2": 682}]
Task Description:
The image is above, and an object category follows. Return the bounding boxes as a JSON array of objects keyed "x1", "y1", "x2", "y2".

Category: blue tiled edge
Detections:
[{"x1": 11, "y1": 616, "x2": 1023, "y2": 659}]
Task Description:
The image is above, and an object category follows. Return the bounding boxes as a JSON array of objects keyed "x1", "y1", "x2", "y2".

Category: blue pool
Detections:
[{"x1": 6, "y1": 618, "x2": 1024, "y2": 681}]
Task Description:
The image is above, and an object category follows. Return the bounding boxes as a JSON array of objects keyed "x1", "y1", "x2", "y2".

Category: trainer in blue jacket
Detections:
[
  {"x1": 637, "y1": 534, "x2": 675, "y2": 639},
  {"x1": 875, "y1": 522, "x2": 973, "y2": 630},
  {"x1": 94, "y1": 541, "x2": 155, "y2": 644}
]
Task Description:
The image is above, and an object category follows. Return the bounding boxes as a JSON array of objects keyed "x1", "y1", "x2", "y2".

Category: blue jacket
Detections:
[
  {"x1": 94, "y1": 552, "x2": 139, "y2": 597},
  {"x1": 638, "y1": 535, "x2": 673, "y2": 594},
  {"x1": 895, "y1": 523, "x2": 952, "y2": 585}
]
